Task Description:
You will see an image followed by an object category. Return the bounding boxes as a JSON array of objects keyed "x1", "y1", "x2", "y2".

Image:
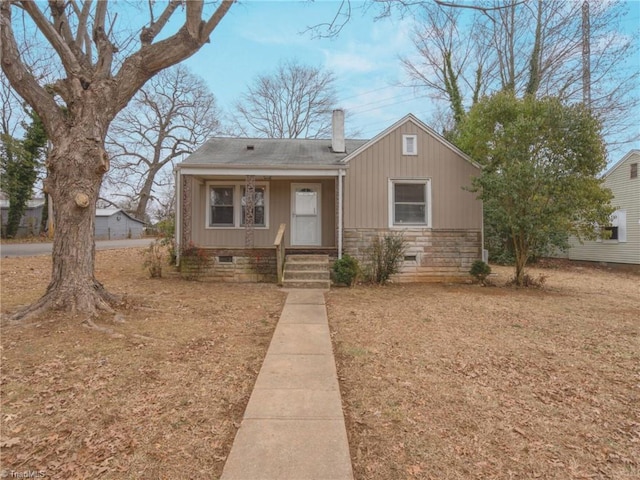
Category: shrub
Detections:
[
  {"x1": 507, "y1": 273, "x2": 547, "y2": 288},
  {"x1": 180, "y1": 242, "x2": 210, "y2": 280},
  {"x1": 332, "y1": 254, "x2": 360, "y2": 286},
  {"x1": 469, "y1": 260, "x2": 491, "y2": 285},
  {"x1": 142, "y1": 239, "x2": 165, "y2": 278},
  {"x1": 363, "y1": 233, "x2": 407, "y2": 285}
]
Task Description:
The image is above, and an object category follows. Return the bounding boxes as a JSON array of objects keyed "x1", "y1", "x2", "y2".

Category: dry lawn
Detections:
[
  {"x1": 2, "y1": 249, "x2": 638, "y2": 480},
  {"x1": 0, "y1": 248, "x2": 285, "y2": 479},
  {"x1": 327, "y1": 263, "x2": 639, "y2": 480}
]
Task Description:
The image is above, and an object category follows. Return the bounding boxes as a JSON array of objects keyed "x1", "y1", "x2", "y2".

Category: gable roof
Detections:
[
  {"x1": 95, "y1": 208, "x2": 145, "y2": 224},
  {"x1": 180, "y1": 137, "x2": 368, "y2": 168},
  {"x1": 340, "y1": 113, "x2": 481, "y2": 170},
  {"x1": 604, "y1": 149, "x2": 639, "y2": 179}
]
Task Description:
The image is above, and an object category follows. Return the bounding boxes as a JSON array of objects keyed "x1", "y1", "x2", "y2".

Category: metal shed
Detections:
[{"x1": 95, "y1": 208, "x2": 145, "y2": 240}]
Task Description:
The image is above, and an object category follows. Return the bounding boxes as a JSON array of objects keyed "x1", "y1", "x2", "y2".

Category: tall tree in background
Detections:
[
  {"x1": 105, "y1": 65, "x2": 221, "y2": 222},
  {"x1": 455, "y1": 92, "x2": 613, "y2": 285},
  {"x1": 1, "y1": 0, "x2": 234, "y2": 319},
  {"x1": 232, "y1": 60, "x2": 338, "y2": 138},
  {"x1": 0, "y1": 111, "x2": 47, "y2": 238},
  {"x1": 401, "y1": 0, "x2": 639, "y2": 148}
]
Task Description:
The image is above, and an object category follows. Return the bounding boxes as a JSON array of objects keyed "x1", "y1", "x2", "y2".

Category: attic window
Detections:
[
  {"x1": 403, "y1": 135, "x2": 417, "y2": 155},
  {"x1": 631, "y1": 163, "x2": 638, "y2": 179},
  {"x1": 246, "y1": 145, "x2": 255, "y2": 150}
]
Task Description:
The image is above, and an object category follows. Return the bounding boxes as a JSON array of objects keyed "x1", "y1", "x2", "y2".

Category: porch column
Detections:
[
  {"x1": 175, "y1": 168, "x2": 182, "y2": 265},
  {"x1": 338, "y1": 169, "x2": 345, "y2": 259}
]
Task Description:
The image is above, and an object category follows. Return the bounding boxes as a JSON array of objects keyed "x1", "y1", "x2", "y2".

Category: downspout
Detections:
[
  {"x1": 338, "y1": 168, "x2": 345, "y2": 259},
  {"x1": 175, "y1": 167, "x2": 182, "y2": 266}
]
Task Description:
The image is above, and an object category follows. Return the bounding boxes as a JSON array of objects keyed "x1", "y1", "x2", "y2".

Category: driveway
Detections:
[{"x1": 0, "y1": 238, "x2": 155, "y2": 257}]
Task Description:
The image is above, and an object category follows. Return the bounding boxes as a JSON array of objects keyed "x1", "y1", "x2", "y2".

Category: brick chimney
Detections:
[{"x1": 332, "y1": 109, "x2": 345, "y2": 153}]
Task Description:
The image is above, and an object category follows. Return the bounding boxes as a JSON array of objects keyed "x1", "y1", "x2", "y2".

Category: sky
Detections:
[
  {"x1": 182, "y1": 1, "x2": 437, "y2": 140},
  {"x1": 178, "y1": 0, "x2": 640, "y2": 164}
]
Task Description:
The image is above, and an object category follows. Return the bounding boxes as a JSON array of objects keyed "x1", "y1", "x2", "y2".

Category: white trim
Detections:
[
  {"x1": 402, "y1": 134, "x2": 418, "y2": 155},
  {"x1": 205, "y1": 180, "x2": 270, "y2": 229},
  {"x1": 176, "y1": 167, "x2": 343, "y2": 177},
  {"x1": 338, "y1": 169, "x2": 345, "y2": 259},
  {"x1": 175, "y1": 168, "x2": 182, "y2": 265},
  {"x1": 388, "y1": 178, "x2": 432, "y2": 228},
  {"x1": 291, "y1": 183, "x2": 322, "y2": 246}
]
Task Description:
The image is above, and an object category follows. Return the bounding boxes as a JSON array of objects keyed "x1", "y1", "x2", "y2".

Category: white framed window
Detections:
[
  {"x1": 388, "y1": 179, "x2": 431, "y2": 227},
  {"x1": 603, "y1": 209, "x2": 627, "y2": 243},
  {"x1": 207, "y1": 181, "x2": 269, "y2": 228},
  {"x1": 402, "y1": 134, "x2": 418, "y2": 155}
]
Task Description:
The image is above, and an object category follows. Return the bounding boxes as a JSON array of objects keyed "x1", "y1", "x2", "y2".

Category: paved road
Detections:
[{"x1": 0, "y1": 238, "x2": 155, "y2": 258}]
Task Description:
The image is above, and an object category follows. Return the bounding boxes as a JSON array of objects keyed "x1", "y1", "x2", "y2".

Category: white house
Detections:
[{"x1": 567, "y1": 150, "x2": 640, "y2": 265}]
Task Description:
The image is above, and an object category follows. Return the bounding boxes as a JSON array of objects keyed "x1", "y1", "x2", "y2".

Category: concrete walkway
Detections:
[{"x1": 220, "y1": 290, "x2": 354, "y2": 480}]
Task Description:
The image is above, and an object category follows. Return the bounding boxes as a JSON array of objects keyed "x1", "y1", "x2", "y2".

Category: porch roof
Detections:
[{"x1": 179, "y1": 137, "x2": 368, "y2": 168}]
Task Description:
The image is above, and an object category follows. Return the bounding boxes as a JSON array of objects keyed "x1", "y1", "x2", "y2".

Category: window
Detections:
[
  {"x1": 210, "y1": 186, "x2": 234, "y2": 226},
  {"x1": 602, "y1": 209, "x2": 627, "y2": 242},
  {"x1": 389, "y1": 180, "x2": 430, "y2": 227},
  {"x1": 631, "y1": 163, "x2": 638, "y2": 179},
  {"x1": 241, "y1": 186, "x2": 266, "y2": 227},
  {"x1": 207, "y1": 182, "x2": 269, "y2": 228},
  {"x1": 403, "y1": 135, "x2": 417, "y2": 155},
  {"x1": 603, "y1": 226, "x2": 619, "y2": 240}
]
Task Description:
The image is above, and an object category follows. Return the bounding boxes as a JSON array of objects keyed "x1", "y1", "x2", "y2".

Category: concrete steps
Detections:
[{"x1": 283, "y1": 254, "x2": 330, "y2": 289}]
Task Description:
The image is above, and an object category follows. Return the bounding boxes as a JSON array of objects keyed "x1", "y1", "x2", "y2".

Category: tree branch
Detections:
[
  {"x1": 115, "y1": 0, "x2": 235, "y2": 112},
  {"x1": 140, "y1": 0, "x2": 182, "y2": 46},
  {"x1": 19, "y1": 0, "x2": 85, "y2": 77},
  {"x1": 0, "y1": 2, "x2": 66, "y2": 138}
]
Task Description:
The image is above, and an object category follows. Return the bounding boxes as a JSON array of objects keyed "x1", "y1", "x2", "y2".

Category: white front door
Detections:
[{"x1": 291, "y1": 183, "x2": 321, "y2": 246}]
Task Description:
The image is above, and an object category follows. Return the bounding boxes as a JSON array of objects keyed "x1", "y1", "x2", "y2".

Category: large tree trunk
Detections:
[
  {"x1": 135, "y1": 165, "x2": 160, "y2": 221},
  {"x1": 12, "y1": 131, "x2": 119, "y2": 320}
]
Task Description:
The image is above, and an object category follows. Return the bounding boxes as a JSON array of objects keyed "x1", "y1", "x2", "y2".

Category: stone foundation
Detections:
[
  {"x1": 182, "y1": 248, "x2": 277, "y2": 283},
  {"x1": 343, "y1": 228, "x2": 482, "y2": 282}
]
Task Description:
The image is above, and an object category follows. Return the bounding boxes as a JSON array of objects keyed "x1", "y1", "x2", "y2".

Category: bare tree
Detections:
[
  {"x1": 401, "y1": 0, "x2": 639, "y2": 148},
  {"x1": 105, "y1": 65, "x2": 221, "y2": 222},
  {"x1": 232, "y1": 60, "x2": 338, "y2": 139},
  {"x1": 0, "y1": 75, "x2": 25, "y2": 138},
  {"x1": 401, "y1": 5, "x2": 490, "y2": 131},
  {"x1": 0, "y1": 0, "x2": 234, "y2": 319}
]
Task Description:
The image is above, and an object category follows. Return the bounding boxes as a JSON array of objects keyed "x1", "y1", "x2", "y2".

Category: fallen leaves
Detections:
[
  {"x1": 329, "y1": 264, "x2": 640, "y2": 480},
  {"x1": 1, "y1": 248, "x2": 286, "y2": 478}
]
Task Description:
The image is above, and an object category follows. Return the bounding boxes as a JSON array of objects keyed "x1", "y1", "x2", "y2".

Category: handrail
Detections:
[{"x1": 274, "y1": 223, "x2": 286, "y2": 285}]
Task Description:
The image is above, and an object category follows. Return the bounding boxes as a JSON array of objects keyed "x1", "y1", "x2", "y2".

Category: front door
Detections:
[{"x1": 291, "y1": 183, "x2": 321, "y2": 246}]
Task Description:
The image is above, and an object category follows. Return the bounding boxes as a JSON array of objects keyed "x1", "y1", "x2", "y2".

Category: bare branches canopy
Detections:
[{"x1": 232, "y1": 60, "x2": 338, "y2": 139}]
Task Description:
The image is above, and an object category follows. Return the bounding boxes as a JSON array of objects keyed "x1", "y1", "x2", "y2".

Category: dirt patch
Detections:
[
  {"x1": 327, "y1": 265, "x2": 639, "y2": 479},
  {"x1": 1, "y1": 248, "x2": 286, "y2": 478}
]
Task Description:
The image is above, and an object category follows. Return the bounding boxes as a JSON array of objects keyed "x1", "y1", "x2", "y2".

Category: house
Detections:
[
  {"x1": 175, "y1": 111, "x2": 483, "y2": 283},
  {"x1": 0, "y1": 196, "x2": 45, "y2": 238},
  {"x1": 566, "y1": 150, "x2": 640, "y2": 266},
  {"x1": 95, "y1": 208, "x2": 145, "y2": 240}
]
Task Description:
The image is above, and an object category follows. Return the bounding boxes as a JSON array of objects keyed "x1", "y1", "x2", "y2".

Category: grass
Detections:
[
  {"x1": 326, "y1": 263, "x2": 639, "y2": 480},
  {"x1": 1, "y1": 250, "x2": 638, "y2": 479}
]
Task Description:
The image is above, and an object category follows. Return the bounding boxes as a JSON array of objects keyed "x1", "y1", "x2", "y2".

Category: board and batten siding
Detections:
[
  {"x1": 190, "y1": 177, "x2": 336, "y2": 248},
  {"x1": 343, "y1": 119, "x2": 482, "y2": 230},
  {"x1": 568, "y1": 151, "x2": 640, "y2": 265}
]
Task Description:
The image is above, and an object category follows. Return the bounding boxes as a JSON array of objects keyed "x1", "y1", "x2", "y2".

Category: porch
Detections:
[{"x1": 176, "y1": 170, "x2": 347, "y2": 253}]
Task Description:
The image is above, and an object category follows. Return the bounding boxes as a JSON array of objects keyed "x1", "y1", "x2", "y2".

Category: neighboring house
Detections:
[
  {"x1": 0, "y1": 197, "x2": 45, "y2": 238},
  {"x1": 566, "y1": 150, "x2": 640, "y2": 265},
  {"x1": 175, "y1": 111, "x2": 483, "y2": 283},
  {"x1": 95, "y1": 209, "x2": 145, "y2": 240}
]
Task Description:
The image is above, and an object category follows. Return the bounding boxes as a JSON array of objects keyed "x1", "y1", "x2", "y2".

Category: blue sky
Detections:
[
  {"x1": 183, "y1": 1, "x2": 423, "y2": 139},
  {"x1": 181, "y1": 0, "x2": 640, "y2": 161}
]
